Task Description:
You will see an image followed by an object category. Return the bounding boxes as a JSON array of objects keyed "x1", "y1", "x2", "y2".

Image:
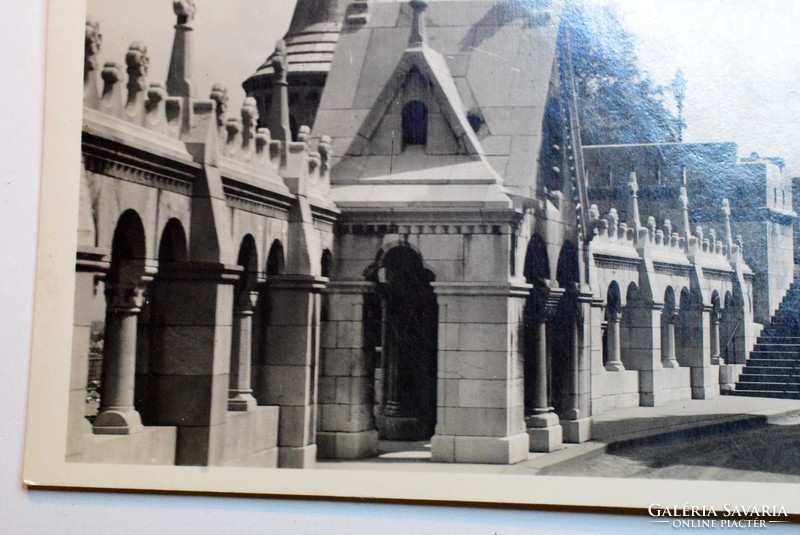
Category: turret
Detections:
[{"x1": 242, "y1": 0, "x2": 353, "y2": 139}]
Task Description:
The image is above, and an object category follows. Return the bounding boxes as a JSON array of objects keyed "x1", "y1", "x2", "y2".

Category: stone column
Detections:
[
  {"x1": 661, "y1": 310, "x2": 678, "y2": 368},
  {"x1": 430, "y1": 282, "x2": 530, "y2": 465},
  {"x1": 526, "y1": 285, "x2": 564, "y2": 452},
  {"x1": 604, "y1": 311, "x2": 625, "y2": 371},
  {"x1": 229, "y1": 290, "x2": 259, "y2": 411},
  {"x1": 710, "y1": 310, "x2": 722, "y2": 365},
  {"x1": 93, "y1": 283, "x2": 146, "y2": 435},
  {"x1": 316, "y1": 281, "x2": 378, "y2": 460},
  {"x1": 259, "y1": 274, "x2": 326, "y2": 468}
]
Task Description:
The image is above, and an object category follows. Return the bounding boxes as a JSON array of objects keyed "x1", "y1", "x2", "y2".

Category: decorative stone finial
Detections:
[
  {"x1": 272, "y1": 40, "x2": 289, "y2": 85},
  {"x1": 241, "y1": 97, "x2": 259, "y2": 147},
  {"x1": 173, "y1": 0, "x2": 196, "y2": 25},
  {"x1": 85, "y1": 18, "x2": 102, "y2": 75},
  {"x1": 209, "y1": 83, "x2": 228, "y2": 128},
  {"x1": 588, "y1": 204, "x2": 600, "y2": 221},
  {"x1": 126, "y1": 42, "x2": 149, "y2": 93},
  {"x1": 409, "y1": 1, "x2": 429, "y2": 46}
]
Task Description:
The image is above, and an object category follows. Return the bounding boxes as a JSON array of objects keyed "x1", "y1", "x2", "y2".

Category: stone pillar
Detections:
[
  {"x1": 689, "y1": 306, "x2": 717, "y2": 399},
  {"x1": 710, "y1": 309, "x2": 722, "y2": 365},
  {"x1": 561, "y1": 290, "x2": 593, "y2": 443},
  {"x1": 430, "y1": 283, "x2": 530, "y2": 464},
  {"x1": 526, "y1": 285, "x2": 563, "y2": 453},
  {"x1": 259, "y1": 275, "x2": 326, "y2": 468},
  {"x1": 144, "y1": 263, "x2": 239, "y2": 466},
  {"x1": 93, "y1": 283, "x2": 146, "y2": 435},
  {"x1": 229, "y1": 291, "x2": 259, "y2": 411},
  {"x1": 661, "y1": 310, "x2": 678, "y2": 368},
  {"x1": 604, "y1": 311, "x2": 625, "y2": 371},
  {"x1": 317, "y1": 281, "x2": 378, "y2": 460}
]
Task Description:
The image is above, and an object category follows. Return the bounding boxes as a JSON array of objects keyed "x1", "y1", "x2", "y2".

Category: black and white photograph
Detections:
[{"x1": 21, "y1": 0, "x2": 800, "y2": 516}]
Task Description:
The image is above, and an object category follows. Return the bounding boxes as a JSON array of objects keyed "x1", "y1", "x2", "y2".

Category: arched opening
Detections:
[
  {"x1": 402, "y1": 100, "x2": 428, "y2": 147},
  {"x1": 603, "y1": 281, "x2": 623, "y2": 370},
  {"x1": 552, "y1": 241, "x2": 580, "y2": 416},
  {"x1": 321, "y1": 249, "x2": 333, "y2": 279},
  {"x1": 266, "y1": 240, "x2": 285, "y2": 276},
  {"x1": 229, "y1": 235, "x2": 260, "y2": 411},
  {"x1": 523, "y1": 234, "x2": 551, "y2": 415},
  {"x1": 722, "y1": 290, "x2": 739, "y2": 363},
  {"x1": 92, "y1": 210, "x2": 148, "y2": 433},
  {"x1": 710, "y1": 291, "x2": 722, "y2": 364},
  {"x1": 661, "y1": 287, "x2": 678, "y2": 367},
  {"x1": 374, "y1": 246, "x2": 438, "y2": 441},
  {"x1": 252, "y1": 239, "x2": 284, "y2": 405},
  {"x1": 620, "y1": 282, "x2": 644, "y2": 370},
  {"x1": 134, "y1": 218, "x2": 188, "y2": 424},
  {"x1": 675, "y1": 288, "x2": 699, "y2": 368}
]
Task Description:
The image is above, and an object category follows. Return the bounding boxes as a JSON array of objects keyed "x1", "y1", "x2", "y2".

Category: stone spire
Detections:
[
  {"x1": 167, "y1": 0, "x2": 195, "y2": 99},
  {"x1": 628, "y1": 171, "x2": 641, "y2": 228},
  {"x1": 408, "y1": 1, "x2": 428, "y2": 47},
  {"x1": 267, "y1": 40, "x2": 291, "y2": 145}
]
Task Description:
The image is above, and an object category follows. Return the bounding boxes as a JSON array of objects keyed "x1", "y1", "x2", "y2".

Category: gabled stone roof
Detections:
[{"x1": 313, "y1": 0, "x2": 562, "y2": 196}]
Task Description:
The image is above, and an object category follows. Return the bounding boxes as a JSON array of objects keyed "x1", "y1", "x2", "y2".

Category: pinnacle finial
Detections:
[
  {"x1": 409, "y1": 1, "x2": 428, "y2": 46},
  {"x1": 173, "y1": 0, "x2": 196, "y2": 25}
]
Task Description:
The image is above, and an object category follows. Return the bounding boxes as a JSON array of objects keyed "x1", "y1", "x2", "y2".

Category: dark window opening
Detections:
[{"x1": 402, "y1": 100, "x2": 428, "y2": 147}]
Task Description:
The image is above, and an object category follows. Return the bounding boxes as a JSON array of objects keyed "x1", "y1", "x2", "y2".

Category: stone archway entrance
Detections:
[{"x1": 375, "y1": 246, "x2": 438, "y2": 441}]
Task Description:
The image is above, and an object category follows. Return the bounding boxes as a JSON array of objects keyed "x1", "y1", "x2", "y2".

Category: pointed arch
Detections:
[
  {"x1": 266, "y1": 240, "x2": 285, "y2": 276},
  {"x1": 524, "y1": 234, "x2": 550, "y2": 285},
  {"x1": 157, "y1": 218, "x2": 188, "y2": 265}
]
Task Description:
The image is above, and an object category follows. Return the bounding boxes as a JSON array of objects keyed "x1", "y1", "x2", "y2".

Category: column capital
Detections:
[
  {"x1": 324, "y1": 280, "x2": 377, "y2": 295},
  {"x1": 431, "y1": 281, "x2": 532, "y2": 298},
  {"x1": 268, "y1": 274, "x2": 328, "y2": 292},
  {"x1": 105, "y1": 283, "x2": 146, "y2": 313}
]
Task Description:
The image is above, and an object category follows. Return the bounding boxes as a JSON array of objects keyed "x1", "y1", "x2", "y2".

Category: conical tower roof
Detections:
[{"x1": 244, "y1": 0, "x2": 351, "y2": 91}]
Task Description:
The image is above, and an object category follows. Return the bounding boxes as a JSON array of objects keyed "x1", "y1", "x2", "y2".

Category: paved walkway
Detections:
[{"x1": 317, "y1": 396, "x2": 800, "y2": 476}]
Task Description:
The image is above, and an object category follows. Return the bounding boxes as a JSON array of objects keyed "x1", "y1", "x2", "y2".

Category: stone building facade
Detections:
[{"x1": 68, "y1": 0, "x2": 792, "y2": 468}]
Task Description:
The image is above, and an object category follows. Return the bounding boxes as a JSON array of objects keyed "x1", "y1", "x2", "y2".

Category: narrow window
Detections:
[{"x1": 402, "y1": 100, "x2": 427, "y2": 147}]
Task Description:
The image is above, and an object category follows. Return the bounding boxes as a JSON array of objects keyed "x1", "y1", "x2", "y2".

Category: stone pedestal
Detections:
[
  {"x1": 526, "y1": 411, "x2": 563, "y2": 452},
  {"x1": 430, "y1": 282, "x2": 531, "y2": 464},
  {"x1": 258, "y1": 275, "x2": 326, "y2": 468}
]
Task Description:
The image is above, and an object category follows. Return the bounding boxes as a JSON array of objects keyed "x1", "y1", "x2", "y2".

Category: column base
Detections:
[
  {"x1": 92, "y1": 408, "x2": 144, "y2": 435},
  {"x1": 661, "y1": 359, "x2": 679, "y2": 369},
  {"x1": 228, "y1": 393, "x2": 258, "y2": 412},
  {"x1": 526, "y1": 411, "x2": 562, "y2": 452},
  {"x1": 278, "y1": 444, "x2": 317, "y2": 468},
  {"x1": 376, "y1": 413, "x2": 432, "y2": 441},
  {"x1": 562, "y1": 417, "x2": 592, "y2": 443},
  {"x1": 431, "y1": 433, "x2": 529, "y2": 464},
  {"x1": 317, "y1": 430, "x2": 378, "y2": 459},
  {"x1": 604, "y1": 361, "x2": 625, "y2": 372}
]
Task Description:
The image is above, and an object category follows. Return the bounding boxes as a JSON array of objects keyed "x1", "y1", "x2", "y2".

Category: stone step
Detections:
[
  {"x1": 742, "y1": 366, "x2": 800, "y2": 375},
  {"x1": 752, "y1": 344, "x2": 800, "y2": 352},
  {"x1": 737, "y1": 382, "x2": 800, "y2": 392},
  {"x1": 743, "y1": 358, "x2": 800, "y2": 368},
  {"x1": 728, "y1": 390, "x2": 800, "y2": 400},
  {"x1": 738, "y1": 373, "x2": 800, "y2": 383}
]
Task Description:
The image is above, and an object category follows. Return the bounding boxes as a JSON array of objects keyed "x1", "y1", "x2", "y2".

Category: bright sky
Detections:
[{"x1": 87, "y1": 0, "x2": 800, "y2": 174}]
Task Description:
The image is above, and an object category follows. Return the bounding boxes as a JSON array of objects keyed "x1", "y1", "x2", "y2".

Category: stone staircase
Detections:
[{"x1": 731, "y1": 278, "x2": 800, "y2": 399}]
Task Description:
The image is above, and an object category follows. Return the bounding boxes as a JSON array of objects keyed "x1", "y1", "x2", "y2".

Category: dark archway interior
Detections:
[
  {"x1": 376, "y1": 246, "x2": 438, "y2": 440},
  {"x1": 523, "y1": 234, "x2": 550, "y2": 414}
]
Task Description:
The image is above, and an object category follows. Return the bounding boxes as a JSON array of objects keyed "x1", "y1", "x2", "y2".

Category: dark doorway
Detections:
[{"x1": 375, "y1": 246, "x2": 438, "y2": 441}]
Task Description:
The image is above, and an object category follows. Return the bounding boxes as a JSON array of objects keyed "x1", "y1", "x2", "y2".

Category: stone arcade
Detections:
[{"x1": 68, "y1": 0, "x2": 793, "y2": 467}]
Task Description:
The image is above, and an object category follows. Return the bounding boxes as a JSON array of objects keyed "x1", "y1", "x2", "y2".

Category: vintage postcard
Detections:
[{"x1": 23, "y1": 0, "x2": 800, "y2": 516}]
